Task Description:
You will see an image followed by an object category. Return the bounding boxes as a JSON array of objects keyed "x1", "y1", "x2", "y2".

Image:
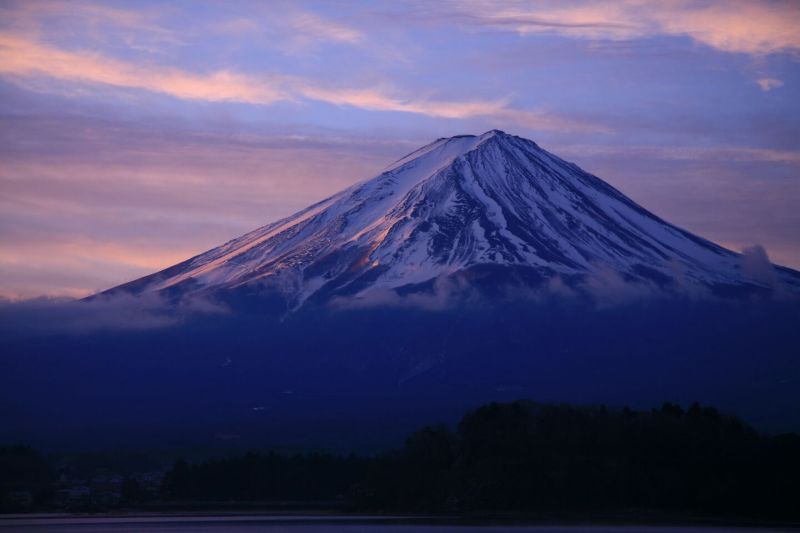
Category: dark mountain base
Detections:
[{"x1": 1, "y1": 298, "x2": 799, "y2": 452}]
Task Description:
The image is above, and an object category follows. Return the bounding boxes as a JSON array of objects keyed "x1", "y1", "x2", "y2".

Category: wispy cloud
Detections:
[
  {"x1": 448, "y1": 0, "x2": 800, "y2": 56},
  {"x1": 0, "y1": 292, "x2": 226, "y2": 336},
  {"x1": 0, "y1": 237, "x2": 198, "y2": 300},
  {"x1": 0, "y1": 33, "x2": 289, "y2": 103},
  {"x1": 289, "y1": 10, "x2": 364, "y2": 45},
  {"x1": 0, "y1": 0, "x2": 180, "y2": 50},
  {"x1": 299, "y1": 86, "x2": 604, "y2": 131},
  {"x1": 295, "y1": 85, "x2": 508, "y2": 118},
  {"x1": 1, "y1": 0, "x2": 158, "y2": 29},
  {"x1": 0, "y1": 32, "x2": 593, "y2": 132},
  {"x1": 756, "y1": 78, "x2": 784, "y2": 92},
  {"x1": 215, "y1": 8, "x2": 364, "y2": 54}
]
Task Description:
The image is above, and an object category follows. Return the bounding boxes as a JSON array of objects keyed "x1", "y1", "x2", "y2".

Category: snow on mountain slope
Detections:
[{"x1": 109, "y1": 130, "x2": 800, "y2": 304}]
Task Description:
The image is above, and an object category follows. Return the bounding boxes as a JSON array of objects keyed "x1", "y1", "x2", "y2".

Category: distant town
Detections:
[{"x1": 1, "y1": 447, "x2": 168, "y2": 512}]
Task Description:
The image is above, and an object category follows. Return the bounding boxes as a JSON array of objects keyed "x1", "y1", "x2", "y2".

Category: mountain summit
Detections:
[{"x1": 111, "y1": 130, "x2": 798, "y2": 305}]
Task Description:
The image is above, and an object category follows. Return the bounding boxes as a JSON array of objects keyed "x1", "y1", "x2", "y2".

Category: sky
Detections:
[{"x1": 0, "y1": 0, "x2": 798, "y2": 299}]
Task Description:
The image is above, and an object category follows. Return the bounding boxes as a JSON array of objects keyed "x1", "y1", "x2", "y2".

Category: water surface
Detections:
[{"x1": 1, "y1": 515, "x2": 797, "y2": 532}]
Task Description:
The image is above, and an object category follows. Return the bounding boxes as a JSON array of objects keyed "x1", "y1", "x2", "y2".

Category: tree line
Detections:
[
  {"x1": 4, "y1": 401, "x2": 800, "y2": 519},
  {"x1": 161, "y1": 401, "x2": 800, "y2": 518}
]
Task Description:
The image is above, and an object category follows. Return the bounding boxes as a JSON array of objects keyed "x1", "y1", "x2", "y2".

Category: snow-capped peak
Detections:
[{"x1": 109, "y1": 131, "x2": 799, "y2": 303}]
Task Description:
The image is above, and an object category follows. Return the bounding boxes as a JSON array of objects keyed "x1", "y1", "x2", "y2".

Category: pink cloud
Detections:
[
  {"x1": 0, "y1": 33, "x2": 289, "y2": 104},
  {"x1": 214, "y1": 8, "x2": 364, "y2": 54},
  {"x1": 756, "y1": 78, "x2": 784, "y2": 92},
  {"x1": 299, "y1": 85, "x2": 508, "y2": 118},
  {"x1": 289, "y1": 10, "x2": 364, "y2": 45},
  {"x1": 455, "y1": 0, "x2": 800, "y2": 56}
]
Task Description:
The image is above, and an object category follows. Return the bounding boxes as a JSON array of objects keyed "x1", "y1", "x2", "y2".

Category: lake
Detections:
[{"x1": 0, "y1": 515, "x2": 797, "y2": 532}]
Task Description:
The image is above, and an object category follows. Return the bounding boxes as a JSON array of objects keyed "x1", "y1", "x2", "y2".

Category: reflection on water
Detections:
[{"x1": 0, "y1": 515, "x2": 796, "y2": 533}]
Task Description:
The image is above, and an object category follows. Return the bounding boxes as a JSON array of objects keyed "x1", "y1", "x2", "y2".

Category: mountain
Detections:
[
  {"x1": 111, "y1": 130, "x2": 797, "y2": 306},
  {"x1": 5, "y1": 131, "x2": 800, "y2": 451}
]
